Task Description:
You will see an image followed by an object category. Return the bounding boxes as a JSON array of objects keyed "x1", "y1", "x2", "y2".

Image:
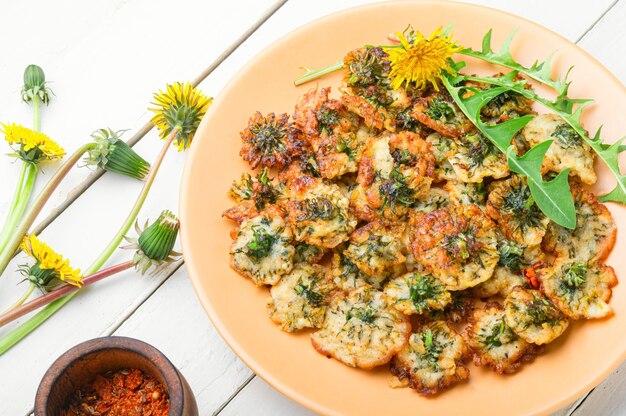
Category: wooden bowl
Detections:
[{"x1": 34, "y1": 336, "x2": 198, "y2": 416}]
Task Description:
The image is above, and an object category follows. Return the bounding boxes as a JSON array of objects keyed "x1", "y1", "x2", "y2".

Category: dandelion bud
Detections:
[
  {"x1": 21, "y1": 64, "x2": 52, "y2": 104},
  {"x1": 84, "y1": 129, "x2": 150, "y2": 180},
  {"x1": 124, "y1": 210, "x2": 181, "y2": 274}
]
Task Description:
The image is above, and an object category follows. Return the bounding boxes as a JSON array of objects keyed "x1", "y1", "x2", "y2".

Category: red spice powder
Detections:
[{"x1": 63, "y1": 368, "x2": 169, "y2": 416}]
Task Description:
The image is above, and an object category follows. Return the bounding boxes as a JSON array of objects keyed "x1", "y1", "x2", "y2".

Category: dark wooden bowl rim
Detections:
[{"x1": 34, "y1": 336, "x2": 184, "y2": 415}]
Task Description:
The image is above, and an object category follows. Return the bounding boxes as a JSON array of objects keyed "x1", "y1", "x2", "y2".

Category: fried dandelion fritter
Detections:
[
  {"x1": 486, "y1": 175, "x2": 549, "y2": 246},
  {"x1": 284, "y1": 176, "x2": 357, "y2": 248},
  {"x1": 504, "y1": 287, "x2": 569, "y2": 345},
  {"x1": 352, "y1": 132, "x2": 435, "y2": 222},
  {"x1": 543, "y1": 181, "x2": 616, "y2": 262},
  {"x1": 230, "y1": 207, "x2": 295, "y2": 286},
  {"x1": 448, "y1": 132, "x2": 509, "y2": 182},
  {"x1": 410, "y1": 204, "x2": 499, "y2": 290},
  {"x1": 344, "y1": 221, "x2": 406, "y2": 276},
  {"x1": 390, "y1": 321, "x2": 469, "y2": 395},
  {"x1": 413, "y1": 187, "x2": 450, "y2": 212},
  {"x1": 240, "y1": 112, "x2": 294, "y2": 169},
  {"x1": 331, "y1": 249, "x2": 395, "y2": 291},
  {"x1": 343, "y1": 47, "x2": 411, "y2": 112},
  {"x1": 465, "y1": 304, "x2": 543, "y2": 374},
  {"x1": 311, "y1": 286, "x2": 411, "y2": 369},
  {"x1": 424, "y1": 132, "x2": 458, "y2": 181},
  {"x1": 444, "y1": 181, "x2": 487, "y2": 207},
  {"x1": 522, "y1": 114, "x2": 596, "y2": 185},
  {"x1": 292, "y1": 87, "x2": 370, "y2": 179},
  {"x1": 267, "y1": 263, "x2": 336, "y2": 332},
  {"x1": 540, "y1": 260, "x2": 617, "y2": 320},
  {"x1": 384, "y1": 272, "x2": 451, "y2": 315},
  {"x1": 473, "y1": 239, "x2": 537, "y2": 298},
  {"x1": 223, "y1": 168, "x2": 283, "y2": 224},
  {"x1": 411, "y1": 92, "x2": 474, "y2": 138}
]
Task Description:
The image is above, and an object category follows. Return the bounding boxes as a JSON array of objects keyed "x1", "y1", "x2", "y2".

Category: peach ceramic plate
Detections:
[{"x1": 180, "y1": 1, "x2": 626, "y2": 415}]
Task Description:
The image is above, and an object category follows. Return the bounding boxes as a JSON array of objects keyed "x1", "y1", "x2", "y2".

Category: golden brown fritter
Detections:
[
  {"x1": 424, "y1": 132, "x2": 458, "y2": 181},
  {"x1": 448, "y1": 132, "x2": 509, "y2": 182},
  {"x1": 504, "y1": 286, "x2": 569, "y2": 345},
  {"x1": 311, "y1": 286, "x2": 411, "y2": 369},
  {"x1": 331, "y1": 249, "x2": 396, "y2": 291},
  {"x1": 390, "y1": 321, "x2": 469, "y2": 395},
  {"x1": 351, "y1": 133, "x2": 435, "y2": 222},
  {"x1": 543, "y1": 181, "x2": 616, "y2": 262},
  {"x1": 465, "y1": 304, "x2": 543, "y2": 374},
  {"x1": 409, "y1": 204, "x2": 499, "y2": 290},
  {"x1": 292, "y1": 87, "x2": 366, "y2": 179},
  {"x1": 283, "y1": 176, "x2": 357, "y2": 248},
  {"x1": 522, "y1": 114, "x2": 596, "y2": 185},
  {"x1": 410, "y1": 92, "x2": 474, "y2": 138},
  {"x1": 486, "y1": 175, "x2": 549, "y2": 246},
  {"x1": 342, "y1": 93, "x2": 395, "y2": 132},
  {"x1": 293, "y1": 243, "x2": 327, "y2": 264},
  {"x1": 540, "y1": 259, "x2": 617, "y2": 320},
  {"x1": 444, "y1": 181, "x2": 487, "y2": 206},
  {"x1": 344, "y1": 221, "x2": 406, "y2": 276},
  {"x1": 343, "y1": 46, "x2": 411, "y2": 112},
  {"x1": 413, "y1": 187, "x2": 450, "y2": 213},
  {"x1": 424, "y1": 291, "x2": 476, "y2": 324},
  {"x1": 229, "y1": 207, "x2": 295, "y2": 286},
  {"x1": 240, "y1": 112, "x2": 294, "y2": 169},
  {"x1": 472, "y1": 240, "x2": 539, "y2": 298},
  {"x1": 223, "y1": 168, "x2": 283, "y2": 224},
  {"x1": 267, "y1": 263, "x2": 336, "y2": 332},
  {"x1": 384, "y1": 272, "x2": 451, "y2": 316}
]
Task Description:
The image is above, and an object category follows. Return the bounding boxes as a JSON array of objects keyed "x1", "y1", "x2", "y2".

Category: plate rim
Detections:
[{"x1": 180, "y1": 1, "x2": 626, "y2": 415}]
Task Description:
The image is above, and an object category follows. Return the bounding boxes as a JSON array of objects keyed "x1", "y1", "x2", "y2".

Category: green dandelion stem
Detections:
[
  {"x1": 0, "y1": 130, "x2": 178, "y2": 354},
  {"x1": 0, "y1": 143, "x2": 97, "y2": 277},
  {"x1": 33, "y1": 95, "x2": 41, "y2": 132},
  {"x1": 294, "y1": 60, "x2": 344, "y2": 86},
  {"x1": 0, "y1": 163, "x2": 37, "y2": 254},
  {"x1": 0, "y1": 261, "x2": 134, "y2": 330},
  {"x1": 1, "y1": 283, "x2": 35, "y2": 315}
]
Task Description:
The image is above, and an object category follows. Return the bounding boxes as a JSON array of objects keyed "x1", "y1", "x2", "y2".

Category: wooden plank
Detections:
[
  {"x1": 0, "y1": 0, "x2": 282, "y2": 228},
  {"x1": 218, "y1": 377, "x2": 317, "y2": 416},
  {"x1": 0, "y1": 1, "x2": 285, "y2": 415},
  {"x1": 566, "y1": 2, "x2": 626, "y2": 415},
  {"x1": 112, "y1": 266, "x2": 254, "y2": 414},
  {"x1": 577, "y1": 0, "x2": 625, "y2": 83}
]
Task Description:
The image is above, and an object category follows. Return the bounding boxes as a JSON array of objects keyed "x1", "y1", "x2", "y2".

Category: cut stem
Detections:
[
  {"x1": 294, "y1": 60, "x2": 344, "y2": 86},
  {"x1": 0, "y1": 143, "x2": 97, "y2": 277},
  {"x1": 0, "y1": 261, "x2": 133, "y2": 328},
  {"x1": 0, "y1": 130, "x2": 178, "y2": 355}
]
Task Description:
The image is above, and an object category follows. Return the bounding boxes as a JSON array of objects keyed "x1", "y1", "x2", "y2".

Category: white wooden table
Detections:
[{"x1": 0, "y1": 0, "x2": 624, "y2": 414}]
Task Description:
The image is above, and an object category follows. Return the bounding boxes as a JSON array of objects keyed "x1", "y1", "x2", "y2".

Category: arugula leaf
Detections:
[
  {"x1": 441, "y1": 70, "x2": 576, "y2": 228},
  {"x1": 461, "y1": 72, "x2": 626, "y2": 205},
  {"x1": 459, "y1": 29, "x2": 572, "y2": 98}
]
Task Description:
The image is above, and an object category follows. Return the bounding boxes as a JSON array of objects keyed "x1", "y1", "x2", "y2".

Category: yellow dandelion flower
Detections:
[
  {"x1": 20, "y1": 234, "x2": 82, "y2": 291},
  {"x1": 149, "y1": 82, "x2": 213, "y2": 151},
  {"x1": 1, "y1": 123, "x2": 65, "y2": 163},
  {"x1": 386, "y1": 27, "x2": 462, "y2": 91}
]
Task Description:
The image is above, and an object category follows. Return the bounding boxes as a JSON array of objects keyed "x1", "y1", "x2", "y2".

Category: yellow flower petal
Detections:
[
  {"x1": 387, "y1": 27, "x2": 462, "y2": 91},
  {"x1": 1, "y1": 123, "x2": 65, "y2": 162},
  {"x1": 21, "y1": 235, "x2": 82, "y2": 287},
  {"x1": 149, "y1": 82, "x2": 213, "y2": 151}
]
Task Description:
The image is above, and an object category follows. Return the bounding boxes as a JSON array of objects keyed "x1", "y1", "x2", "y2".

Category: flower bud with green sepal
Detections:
[
  {"x1": 84, "y1": 128, "x2": 151, "y2": 180},
  {"x1": 124, "y1": 210, "x2": 181, "y2": 275},
  {"x1": 21, "y1": 64, "x2": 53, "y2": 105}
]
